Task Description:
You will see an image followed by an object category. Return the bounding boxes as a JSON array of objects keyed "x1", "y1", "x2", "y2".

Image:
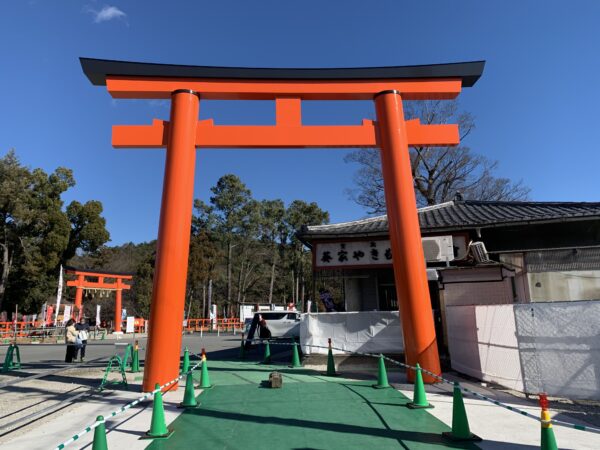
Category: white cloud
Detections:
[
  {"x1": 91, "y1": 5, "x2": 127, "y2": 23},
  {"x1": 148, "y1": 100, "x2": 170, "y2": 108}
]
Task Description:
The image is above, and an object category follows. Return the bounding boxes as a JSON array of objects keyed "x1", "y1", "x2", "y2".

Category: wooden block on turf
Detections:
[{"x1": 269, "y1": 371, "x2": 283, "y2": 388}]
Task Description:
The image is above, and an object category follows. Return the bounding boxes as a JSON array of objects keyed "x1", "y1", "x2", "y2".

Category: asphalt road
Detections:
[{"x1": 0, "y1": 332, "x2": 290, "y2": 367}]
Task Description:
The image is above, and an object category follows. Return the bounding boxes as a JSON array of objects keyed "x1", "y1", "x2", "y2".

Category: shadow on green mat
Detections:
[{"x1": 145, "y1": 361, "x2": 535, "y2": 450}]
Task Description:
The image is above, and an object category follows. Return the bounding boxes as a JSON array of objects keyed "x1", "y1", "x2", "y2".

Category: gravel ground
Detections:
[
  {"x1": 0, "y1": 333, "x2": 234, "y2": 444},
  {"x1": 0, "y1": 363, "x2": 131, "y2": 443}
]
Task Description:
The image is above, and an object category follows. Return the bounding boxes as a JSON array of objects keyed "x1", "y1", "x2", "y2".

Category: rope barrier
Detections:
[
  {"x1": 245, "y1": 338, "x2": 600, "y2": 435},
  {"x1": 53, "y1": 353, "x2": 204, "y2": 450},
  {"x1": 53, "y1": 339, "x2": 600, "y2": 448}
]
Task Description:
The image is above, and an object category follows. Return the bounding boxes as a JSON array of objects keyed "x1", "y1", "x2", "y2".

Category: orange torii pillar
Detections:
[
  {"x1": 80, "y1": 58, "x2": 484, "y2": 390},
  {"x1": 375, "y1": 91, "x2": 439, "y2": 380},
  {"x1": 143, "y1": 90, "x2": 199, "y2": 383},
  {"x1": 114, "y1": 278, "x2": 123, "y2": 332},
  {"x1": 74, "y1": 273, "x2": 84, "y2": 318}
]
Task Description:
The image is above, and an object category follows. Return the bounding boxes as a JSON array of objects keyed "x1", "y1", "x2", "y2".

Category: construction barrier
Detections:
[
  {"x1": 1, "y1": 343, "x2": 21, "y2": 372},
  {"x1": 99, "y1": 355, "x2": 128, "y2": 391}
]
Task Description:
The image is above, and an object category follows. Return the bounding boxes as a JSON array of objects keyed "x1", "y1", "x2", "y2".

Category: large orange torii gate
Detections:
[
  {"x1": 65, "y1": 267, "x2": 132, "y2": 332},
  {"x1": 81, "y1": 58, "x2": 484, "y2": 391}
]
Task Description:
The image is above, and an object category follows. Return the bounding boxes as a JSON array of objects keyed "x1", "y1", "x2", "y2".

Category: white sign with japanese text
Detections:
[
  {"x1": 315, "y1": 236, "x2": 457, "y2": 268},
  {"x1": 315, "y1": 240, "x2": 393, "y2": 268}
]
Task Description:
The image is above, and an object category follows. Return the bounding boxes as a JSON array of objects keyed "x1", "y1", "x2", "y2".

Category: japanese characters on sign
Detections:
[
  {"x1": 316, "y1": 240, "x2": 394, "y2": 268},
  {"x1": 315, "y1": 236, "x2": 459, "y2": 268}
]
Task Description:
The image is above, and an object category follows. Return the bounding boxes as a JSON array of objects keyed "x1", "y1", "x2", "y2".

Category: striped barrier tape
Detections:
[
  {"x1": 53, "y1": 353, "x2": 204, "y2": 450},
  {"x1": 245, "y1": 338, "x2": 600, "y2": 435}
]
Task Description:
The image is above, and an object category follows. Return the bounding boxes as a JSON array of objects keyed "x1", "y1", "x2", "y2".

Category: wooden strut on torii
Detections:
[
  {"x1": 80, "y1": 58, "x2": 484, "y2": 392},
  {"x1": 65, "y1": 268, "x2": 132, "y2": 332}
]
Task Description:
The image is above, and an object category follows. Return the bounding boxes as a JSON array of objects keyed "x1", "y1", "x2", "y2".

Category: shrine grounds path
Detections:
[
  {"x1": 2, "y1": 335, "x2": 599, "y2": 449},
  {"x1": 149, "y1": 359, "x2": 482, "y2": 450}
]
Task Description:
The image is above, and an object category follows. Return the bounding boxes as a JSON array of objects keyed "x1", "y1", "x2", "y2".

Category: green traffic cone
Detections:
[
  {"x1": 373, "y1": 354, "x2": 390, "y2": 389},
  {"x1": 239, "y1": 336, "x2": 246, "y2": 360},
  {"x1": 541, "y1": 408, "x2": 559, "y2": 450},
  {"x1": 442, "y1": 383, "x2": 481, "y2": 441},
  {"x1": 198, "y1": 356, "x2": 213, "y2": 389},
  {"x1": 131, "y1": 348, "x2": 140, "y2": 373},
  {"x1": 92, "y1": 415, "x2": 108, "y2": 450},
  {"x1": 407, "y1": 364, "x2": 433, "y2": 409},
  {"x1": 144, "y1": 384, "x2": 173, "y2": 439},
  {"x1": 290, "y1": 343, "x2": 302, "y2": 368},
  {"x1": 179, "y1": 373, "x2": 199, "y2": 408},
  {"x1": 325, "y1": 347, "x2": 337, "y2": 376},
  {"x1": 181, "y1": 347, "x2": 190, "y2": 374},
  {"x1": 263, "y1": 341, "x2": 272, "y2": 364}
]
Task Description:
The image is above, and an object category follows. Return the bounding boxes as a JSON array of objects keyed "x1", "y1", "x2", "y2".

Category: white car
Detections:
[{"x1": 249, "y1": 311, "x2": 301, "y2": 339}]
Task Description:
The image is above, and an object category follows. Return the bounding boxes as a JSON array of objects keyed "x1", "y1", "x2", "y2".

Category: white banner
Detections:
[
  {"x1": 62, "y1": 305, "x2": 71, "y2": 325},
  {"x1": 54, "y1": 265, "x2": 63, "y2": 325},
  {"x1": 210, "y1": 304, "x2": 217, "y2": 330},
  {"x1": 126, "y1": 316, "x2": 135, "y2": 333},
  {"x1": 96, "y1": 305, "x2": 101, "y2": 326},
  {"x1": 40, "y1": 303, "x2": 47, "y2": 328},
  {"x1": 300, "y1": 311, "x2": 403, "y2": 355}
]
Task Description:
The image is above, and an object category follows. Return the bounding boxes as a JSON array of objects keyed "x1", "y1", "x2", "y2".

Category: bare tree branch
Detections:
[{"x1": 344, "y1": 99, "x2": 530, "y2": 212}]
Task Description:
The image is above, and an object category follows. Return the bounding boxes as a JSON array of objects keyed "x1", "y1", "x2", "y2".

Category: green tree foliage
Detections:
[
  {"x1": 131, "y1": 250, "x2": 155, "y2": 318},
  {"x1": 71, "y1": 173, "x2": 330, "y2": 319},
  {"x1": 0, "y1": 150, "x2": 110, "y2": 313},
  {"x1": 189, "y1": 175, "x2": 329, "y2": 317},
  {"x1": 207, "y1": 174, "x2": 254, "y2": 308},
  {"x1": 63, "y1": 200, "x2": 110, "y2": 264},
  {"x1": 259, "y1": 199, "x2": 286, "y2": 304},
  {"x1": 186, "y1": 230, "x2": 220, "y2": 318},
  {"x1": 284, "y1": 200, "x2": 330, "y2": 309}
]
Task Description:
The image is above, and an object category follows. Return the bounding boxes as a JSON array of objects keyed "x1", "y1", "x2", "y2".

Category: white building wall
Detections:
[
  {"x1": 446, "y1": 301, "x2": 600, "y2": 400},
  {"x1": 443, "y1": 279, "x2": 513, "y2": 306},
  {"x1": 446, "y1": 304, "x2": 524, "y2": 391},
  {"x1": 527, "y1": 270, "x2": 600, "y2": 301}
]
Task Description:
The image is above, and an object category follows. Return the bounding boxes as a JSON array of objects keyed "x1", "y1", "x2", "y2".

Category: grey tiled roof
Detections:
[{"x1": 300, "y1": 200, "x2": 600, "y2": 239}]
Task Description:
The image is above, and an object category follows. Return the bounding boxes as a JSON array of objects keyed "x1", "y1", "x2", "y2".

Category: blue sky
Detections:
[{"x1": 1, "y1": 1, "x2": 599, "y2": 245}]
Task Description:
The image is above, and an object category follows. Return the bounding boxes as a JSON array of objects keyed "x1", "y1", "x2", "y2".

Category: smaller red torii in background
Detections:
[{"x1": 65, "y1": 268, "x2": 132, "y2": 332}]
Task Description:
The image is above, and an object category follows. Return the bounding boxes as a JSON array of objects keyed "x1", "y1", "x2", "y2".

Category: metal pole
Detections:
[{"x1": 13, "y1": 304, "x2": 18, "y2": 344}]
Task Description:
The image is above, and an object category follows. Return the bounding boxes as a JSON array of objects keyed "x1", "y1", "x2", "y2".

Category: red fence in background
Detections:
[
  {"x1": 0, "y1": 317, "x2": 241, "y2": 338},
  {"x1": 185, "y1": 318, "x2": 243, "y2": 332},
  {"x1": 0, "y1": 321, "x2": 48, "y2": 337}
]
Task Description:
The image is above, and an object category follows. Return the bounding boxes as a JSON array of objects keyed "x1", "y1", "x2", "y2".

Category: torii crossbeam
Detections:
[
  {"x1": 65, "y1": 267, "x2": 132, "y2": 331},
  {"x1": 81, "y1": 58, "x2": 484, "y2": 392}
]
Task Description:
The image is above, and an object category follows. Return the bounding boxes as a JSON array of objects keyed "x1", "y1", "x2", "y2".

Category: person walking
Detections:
[
  {"x1": 75, "y1": 317, "x2": 90, "y2": 362},
  {"x1": 258, "y1": 314, "x2": 271, "y2": 339},
  {"x1": 65, "y1": 319, "x2": 78, "y2": 363}
]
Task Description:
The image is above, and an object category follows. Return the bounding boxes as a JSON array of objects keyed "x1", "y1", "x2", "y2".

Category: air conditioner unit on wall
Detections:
[
  {"x1": 422, "y1": 236, "x2": 454, "y2": 262},
  {"x1": 470, "y1": 241, "x2": 492, "y2": 263}
]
